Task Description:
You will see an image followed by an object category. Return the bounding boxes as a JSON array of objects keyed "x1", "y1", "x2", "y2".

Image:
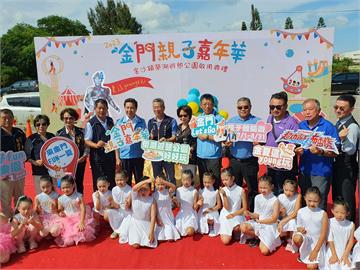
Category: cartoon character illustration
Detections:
[
  {"x1": 41, "y1": 55, "x2": 64, "y2": 93},
  {"x1": 84, "y1": 71, "x2": 122, "y2": 115},
  {"x1": 281, "y1": 65, "x2": 307, "y2": 94}
]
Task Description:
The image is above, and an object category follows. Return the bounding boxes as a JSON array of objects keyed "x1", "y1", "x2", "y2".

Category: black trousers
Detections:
[
  {"x1": 151, "y1": 161, "x2": 176, "y2": 185},
  {"x1": 332, "y1": 159, "x2": 358, "y2": 221},
  {"x1": 75, "y1": 161, "x2": 86, "y2": 194},
  {"x1": 90, "y1": 157, "x2": 116, "y2": 192},
  {"x1": 267, "y1": 167, "x2": 297, "y2": 196},
  {"x1": 230, "y1": 156, "x2": 259, "y2": 211},
  {"x1": 121, "y1": 158, "x2": 144, "y2": 185},
  {"x1": 197, "y1": 157, "x2": 221, "y2": 189}
]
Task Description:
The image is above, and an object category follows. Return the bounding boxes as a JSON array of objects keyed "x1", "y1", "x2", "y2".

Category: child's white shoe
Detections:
[
  {"x1": 29, "y1": 240, "x2": 38, "y2": 250},
  {"x1": 17, "y1": 244, "x2": 26, "y2": 253}
]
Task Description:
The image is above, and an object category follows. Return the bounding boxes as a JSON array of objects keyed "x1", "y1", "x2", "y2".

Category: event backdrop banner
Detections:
[{"x1": 34, "y1": 28, "x2": 334, "y2": 132}]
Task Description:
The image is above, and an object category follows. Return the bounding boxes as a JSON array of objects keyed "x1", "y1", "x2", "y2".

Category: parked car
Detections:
[
  {"x1": 331, "y1": 72, "x2": 359, "y2": 95},
  {"x1": 0, "y1": 92, "x2": 41, "y2": 131},
  {"x1": 0, "y1": 80, "x2": 39, "y2": 96}
]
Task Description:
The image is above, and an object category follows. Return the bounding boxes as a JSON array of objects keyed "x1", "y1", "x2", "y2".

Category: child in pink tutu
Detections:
[
  {"x1": 56, "y1": 175, "x2": 96, "y2": 247},
  {"x1": 0, "y1": 213, "x2": 17, "y2": 264},
  {"x1": 34, "y1": 175, "x2": 61, "y2": 238},
  {"x1": 11, "y1": 196, "x2": 44, "y2": 253}
]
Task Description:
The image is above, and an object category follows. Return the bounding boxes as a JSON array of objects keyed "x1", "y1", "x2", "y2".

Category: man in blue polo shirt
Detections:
[
  {"x1": 197, "y1": 94, "x2": 223, "y2": 189},
  {"x1": 296, "y1": 98, "x2": 339, "y2": 210},
  {"x1": 116, "y1": 98, "x2": 147, "y2": 185},
  {"x1": 226, "y1": 97, "x2": 260, "y2": 211}
]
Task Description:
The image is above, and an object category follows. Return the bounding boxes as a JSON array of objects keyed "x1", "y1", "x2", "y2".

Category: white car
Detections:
[{"x1": 0, "y1": 92, "x2": 41, "y2": 131}]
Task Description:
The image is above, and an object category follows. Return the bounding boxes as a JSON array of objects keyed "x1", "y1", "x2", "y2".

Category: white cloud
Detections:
[{"x1": 129, "y1": 1, "x2": 194, "y2": 33}]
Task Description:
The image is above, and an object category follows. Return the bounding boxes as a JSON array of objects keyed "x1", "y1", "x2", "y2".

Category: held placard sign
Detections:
[
  {"x1": 40, "y1": 137, "x2": 79, "y2": 178},
  {"x1": 0, "y1": 151, "x2": 27, "y2": 181}
]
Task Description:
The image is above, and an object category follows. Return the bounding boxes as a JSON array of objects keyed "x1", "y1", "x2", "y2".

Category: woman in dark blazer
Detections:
[
  {"x1": 25, "y1": 114, "x2": 55, "y2": 194},
  {"x1": 56, "y1": 108, "x2": 88, "y2": 194}
]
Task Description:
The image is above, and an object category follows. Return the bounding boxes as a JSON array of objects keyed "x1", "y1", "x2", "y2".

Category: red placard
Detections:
[{"x1": 40, "y1": 137, "x2": 79, "y2": 178}]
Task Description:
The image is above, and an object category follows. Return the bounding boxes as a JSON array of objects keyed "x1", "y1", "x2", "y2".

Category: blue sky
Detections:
[{"x1": 0, "y1": 0, "x2": 359, "y2": 53}]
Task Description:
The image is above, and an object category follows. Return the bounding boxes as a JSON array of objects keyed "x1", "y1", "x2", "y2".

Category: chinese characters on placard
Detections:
[
  {"x1": 0, "y1": 151, "x2": 26, "y2": 181},
  {"x1": 253, "y1": 142, "x2": 296, "y2": 170},
  {"x1": 104, "y1": 121, "x2": 149, "y2": 153},
  {"x1": 141, "y1": 140, "x2": 190, "y2": 165},
  {"x1": 276, "y1": 129, "x2": 339, "y2": 154}
]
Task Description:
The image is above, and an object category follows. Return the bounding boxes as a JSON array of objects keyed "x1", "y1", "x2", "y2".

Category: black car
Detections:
[
  {"x1": 331, "y1": 72, "x2": 359, "y2": 95},
  {"x1": 0, "y1": 80, "x2": 39, "y2": 96}
]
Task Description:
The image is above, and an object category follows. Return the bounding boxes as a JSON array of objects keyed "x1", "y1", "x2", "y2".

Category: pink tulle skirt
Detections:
[
  {"x1": 0, "y1": 224, "x2": 16, "y2": 254},
  {"x1": 55, "y1": 206, "x2": 96, "y2": 247},
  {"x1": 40, "y1": 213, "x2": 62, "y2": 230}
]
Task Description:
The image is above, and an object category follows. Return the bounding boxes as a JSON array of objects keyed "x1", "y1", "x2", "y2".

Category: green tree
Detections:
[
  {"x1": 241, "y1": 21, "x2": 247, "y2": 31},
  {"x1": 37, "y1": 15, "x2": 90, "y2": 36},
  {"x1": 250, "y1": 4, "x2": 262, "y2": 30},
  {"x1": 317, "y1": 17, "x2": 326, "y2": 28},
  {"x1": 88, "y1": 0, "x2": 142, "y2": 35},
  {"x1": 0, "y1": 23, "x2": 48, "y2": 87},
  {"x1": 332, "y1": 56, "x2": 355, "y2": 73},
  {"x1": 284, "y1": 17, "x2": 293, "y2": 29}
]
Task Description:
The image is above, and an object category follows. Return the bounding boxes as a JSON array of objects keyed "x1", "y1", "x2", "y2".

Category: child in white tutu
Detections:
[
  {"x1": 325, "y1": 198, "x2": 355, "y2": 270},
  {"x1": 92, "y1": 176, "x2": 113, "y2": 233},
  {"x1": 175, "y1": 170, "x2": 199, "y2": 237},
  {"x1": 293, "y1": 187, "x2": 328, "y2": 270},
  {"x1": 241, "y1": 176, "x2": 281, "y2": 255},
  {"x1": 154, "y1": 174, "x2": 181, "y2": 242},
  {"x1": 0, "y1": 213, "x2": 17, "y2": 264},
  {"x1": 104, "y1": 171, "x2": 132, "y2": 239},
  {"x1": 352, "y1": 226, "x2": 360, "y2": 269},
  {"x1": 277, "y1": 179, "x2": 301, "y2": 253},
  {"x1": 34, "y1": 175, "x2": 61, "y2": 238},
  {"x1": 121, "y1": 176, "x2": 157, "y2": 248},
  {"x1": 11, "y1": 196, "x2": 44, "y2": 253},
  {"x1": 197, "y1": 171, "x2": 221, "y2": 237},
  {"x1": 219, "y1": 168, "x2": 247, "y2": 245},
  {"x1": 56, "y1": 175, "x2": 96, "y2": 247}
]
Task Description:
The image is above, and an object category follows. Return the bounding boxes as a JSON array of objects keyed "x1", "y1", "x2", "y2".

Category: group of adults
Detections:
[{"x1": 0, "y1": 91, "x2": 359, "y2": 223}]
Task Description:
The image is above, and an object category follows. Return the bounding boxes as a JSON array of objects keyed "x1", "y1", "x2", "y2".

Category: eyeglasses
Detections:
[
  {"x1": 63, "y1": 116, "x2": 75, "y2": 120},
  {"x1": 237, "y1": 106, "x2": 250, "y2": 110},
  {"x1": 179, "y1": 114, "x2": 189, "y2": 118},
  {"x1": 269, "y1": 105, "x2": 284, "y2": 111},
  {"x1": 333, "y1": 105, "x2": 346, "y2": 111},
  {"x1": 35, "y1": 123, "x2": 47, "y2": 127}
]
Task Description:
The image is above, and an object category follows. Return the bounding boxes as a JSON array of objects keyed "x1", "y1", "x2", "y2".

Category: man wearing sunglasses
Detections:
[
  {"x1": 226, "y1": 97, "x2": 260, "y2": 211},
  {"x1": 296, "y1": 98, "x2": 340, "y2": 210},
  {"x1": 266, "y1": 91, "x2": 299, "y2": 196},
  {"x1": 332, "y1": 95, "x2": 359, "y2": 221}
]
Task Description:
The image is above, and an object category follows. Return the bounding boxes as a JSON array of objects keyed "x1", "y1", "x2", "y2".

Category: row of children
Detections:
[{"x1": 0, "y1": 168, "x2": 359, "y2": 270}]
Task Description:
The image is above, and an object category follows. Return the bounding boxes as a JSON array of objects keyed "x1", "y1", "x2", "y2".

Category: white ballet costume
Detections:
[
  {"x1": 219, "y1": 184, "x2": 245, "y2": 237},
  {"x1": 92, "y1": 190, "x2": 112, "y2": 216},
  {"x1": 278, "y1": 193, "x2": 298, "y2": 232},
  {"x1": 278, "y1": 193, "x2": 299, "y2": 253},
  {"x1": 294, "y1": 206, "x2": 326, "y2": 267},
  {"x1": 155, "y1": 189, "x2": 181, "y2": 241},
  {"x1": 106, "y1": 185, "x2": 132, "y2": 234},
  {"x1": 198, "y1": 186, "x2": 220, "y2": 237},
  {"x1": 175, "y1": 186, "x2": 198, "y2": 236},
  {"x1": 123, "y1": 191, "x2": 157, "y2": 248},
  {"x1": 325, "y1": 218, "x2": 354, "y2": 270},
  {"x1": 246, "y1": 193, "x2": 281, "y2": 252},
  {"x1": 36, "y1": 191, "x2": 61, "y2": 236},
  {"x1": 351, "y1": 227, "x2": 360, "y2": 269}
]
